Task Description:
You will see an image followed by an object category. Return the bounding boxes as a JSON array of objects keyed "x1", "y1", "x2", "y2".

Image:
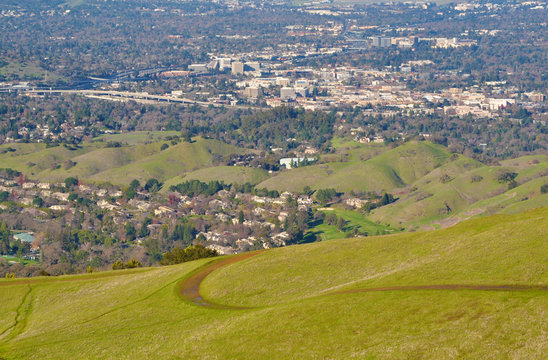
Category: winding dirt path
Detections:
[
  {"x1": 179, "y1": 252, "x2": 548, "y2": 309},
  {"x1": 179, "y1": 250, "x2": 265, "y2": 309},
  {"x1": 329, "y1": 284, "x2": 548, "y2": 295}
]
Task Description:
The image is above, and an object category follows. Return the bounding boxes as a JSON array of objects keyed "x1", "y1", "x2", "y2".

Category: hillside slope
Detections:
[
  {"x1": 370, "y1": 154, "x2": 548, "y2": 229},
  {"x1": 0, "y1": 135, "x2": 251, "y2": 185},
  {"x1": 258, "y1": 141, "x2": 450, "y2": 192},
  {"x1": 1, "y1": 208, "x2": 546, "y2": 359}
]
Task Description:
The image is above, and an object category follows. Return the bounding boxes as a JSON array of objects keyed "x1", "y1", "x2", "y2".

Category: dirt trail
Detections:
[
  {"x1": 330, "y1": 284, "x2": 548, "y2": 295},
  {"x1": 179, "y1": 250, "x2": 264, "y2": 309},
  {"x1": 179, "y1": 252, "x2": 548, "y2": 309}
]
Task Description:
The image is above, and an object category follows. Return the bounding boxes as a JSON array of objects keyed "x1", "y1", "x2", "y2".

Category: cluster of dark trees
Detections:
[
  {"x1": 170, "y1": 180, "x2": 281, "y2": 199},
  {"x1": 170, "y1": 180, "x2": 230, "y2": 197}
]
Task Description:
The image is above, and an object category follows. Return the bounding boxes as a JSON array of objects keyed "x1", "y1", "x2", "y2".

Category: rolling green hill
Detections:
[
  {"x1": 0, "y1": 135, "x2": 252, "y2": 185},
  {"x1": 0, "y1": 208, "x2": 546, "y2": 359},
  {"x1": 258, "y1": 141, "x2": 451, "y2": 192},
  {"x1": 370, "y1": 154, "x2": 548, "y2": 229},
  {"x1": 162, "y1": 166, "x2": 270, "y2": 190}
]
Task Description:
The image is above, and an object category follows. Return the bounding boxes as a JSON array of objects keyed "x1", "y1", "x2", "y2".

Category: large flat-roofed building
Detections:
[
  {"x1": 188, "y1": 64, "x2": 208, "y2": 73},
  {"x1": 232, "y1": 61, "x2": 244, "y2": 75},
  {"x1": 244, "y1": 86, "x2": 262, "y2": 98},
  {"x1": 280, "y1": 87, "x2": 296, "y2": 100},
  {"x1": 218, "y1": 58, "x2": 232, "y2": 70}
]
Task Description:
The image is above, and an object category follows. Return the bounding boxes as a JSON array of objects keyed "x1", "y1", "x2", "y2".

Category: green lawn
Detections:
[
  {"x1": 0, "y1": 61, "x2": 65, "y2": 82},
  {"x1": 306, "y1": 208, "x2": 396, "y2": 241},
  {"x1": 0, "y1": 256, "x2": 38, "y2": 266},
  {"x1": 0, "y1": 207, "x2": 546, "y2": 359}
]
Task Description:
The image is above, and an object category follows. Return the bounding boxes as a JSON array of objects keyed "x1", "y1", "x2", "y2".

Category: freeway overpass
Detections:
[{"x1": 24, "y1": 89, "x2": 256, "y2": 109}]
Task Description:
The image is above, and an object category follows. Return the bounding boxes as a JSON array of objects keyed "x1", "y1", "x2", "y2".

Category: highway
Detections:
[{"x1": 23, "y1": 89, "x2": 257, "y2": 109}]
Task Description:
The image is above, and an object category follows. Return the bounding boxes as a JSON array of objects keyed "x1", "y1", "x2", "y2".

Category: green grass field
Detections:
[
  {"x1": 258, "y1": 141, "x2": 450, "y2": 192},
  {"x1": 306, "y1": 207, "x2": 397, "y2": 241},
  {"x1": 0, "y1": 61, "x2": 64, "y2": 82},
  {"x1": 0, "y1": 207, "x2": 546, "y2": 359}
]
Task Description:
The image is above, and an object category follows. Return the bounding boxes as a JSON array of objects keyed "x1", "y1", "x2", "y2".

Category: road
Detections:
[{"x1": 24, "y1": 89, "x2": 258, "y2": 109}]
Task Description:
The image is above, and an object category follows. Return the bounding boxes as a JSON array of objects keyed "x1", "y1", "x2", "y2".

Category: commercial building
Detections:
[{"x1": 232, "y1": 61, "x2": 244, "y2": 75}]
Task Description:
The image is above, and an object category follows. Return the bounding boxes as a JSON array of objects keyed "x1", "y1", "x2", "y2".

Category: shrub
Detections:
[
  {"x1": 471, "y1": 174, "x2": 483, "y2": 183},
  {"x1": 497, "y1": 171, "x2": 517, "y2": 184},
  {"x1": 440, "y1": 174, "x2": 452, "y2": 183},
  {"x1": 112, "y1": 260, "x2": 124, "y2": 270},
  {"x1": 125, "y1": 259, "x2": 142, "y2": 269},
  {"x1": 541, "y1": 184, "x2": 548, "y2": 194},
  {"x1": 38, "y1": 270, "x2": 50, "y2": 276},
  {"x1": 160, "y1": 244, "x2": 218, "y2": 265}
]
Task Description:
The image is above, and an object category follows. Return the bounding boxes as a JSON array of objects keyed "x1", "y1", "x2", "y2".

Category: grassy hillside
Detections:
[
  {"x1": 0, "y1": 208, "x2": 546, "y2": 359},
  {"x1": 0, "y1": 135, "x2": 251, "y2": 185},
  {"x1": 88, "y1": 138, "x2": 248, "y2": 184},
  {"x1": 370, "y1": 154, "x2": 548, "y2": 229},
  {"x1": 163, "y1": 166, "x2": 270, "y2": 190},
  {"x1": 258, "y1": 141, "x2": 450, "y2": 192}
]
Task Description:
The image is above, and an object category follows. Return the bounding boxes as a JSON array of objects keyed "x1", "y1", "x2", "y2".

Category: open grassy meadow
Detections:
[
  {"x1": 0, "y1": 207, "x2": 546, "y2": 359},
  {"x1": 0, "y1": 134, "x2": 252, "y2": 185}
]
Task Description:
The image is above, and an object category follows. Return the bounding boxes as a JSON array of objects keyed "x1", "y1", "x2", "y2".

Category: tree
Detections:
[
  {"x1": 497, "y1": 171, "x2": 518, "y2": 184},
  {"x1": 144, "y1": 178, "x2": 162, "y2": 192},
  {"x1": 129, "y1": 179, "x2": 140, "y2": 189},
  {"x1": 125, "y1": 222, "x2": 136, "y2": 241},
  {"x1": 64, "y1": 177, "x2": 79, "y2": 188},
  {"x1": 139, "y1": 218, "x2": 152, "y2": 238},
  {"x1": 337, "y1": 217, "x2": 347, "y2": 230},
  {"x1": 380, "y1": 193, "x2": 395, "y2": 206},
  {"x1": 238, "y1": 210, "x2": 244, "y2": 224},
  {"x1": 181, "y1": 131, "x2": 192, "y2": 143},
  {"x1": 0, "y1": 221, "x2": 11, "y2": 255},
  {"x1": 32, "y1": 196, "x2": 44, "y2": 207},
  {"x1": 315, "y1": 188, "x2": 337, "y2": 205}
]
